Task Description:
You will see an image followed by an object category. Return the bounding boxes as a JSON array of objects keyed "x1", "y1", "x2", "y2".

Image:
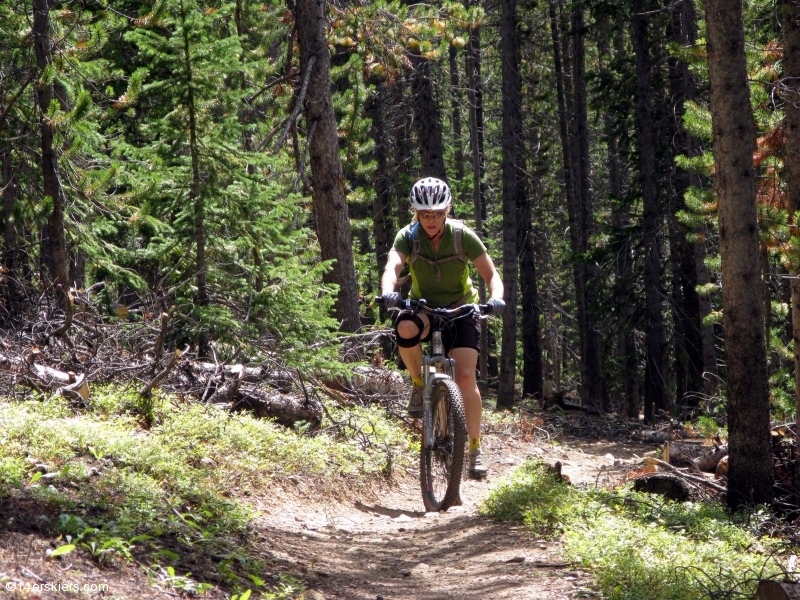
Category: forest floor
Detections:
[{"x1": 0, "y1": 412, "x2": 652, "y2": 600}]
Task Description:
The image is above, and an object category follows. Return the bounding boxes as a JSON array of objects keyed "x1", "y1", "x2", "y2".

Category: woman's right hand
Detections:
[{"x1": 381, "y1": 292, "x2": 402, "y2": 308}]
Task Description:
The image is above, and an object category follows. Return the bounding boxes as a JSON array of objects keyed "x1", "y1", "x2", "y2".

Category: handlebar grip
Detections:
[{"x1": 374, "y1": 296, "x2": 385, "y2": 305}]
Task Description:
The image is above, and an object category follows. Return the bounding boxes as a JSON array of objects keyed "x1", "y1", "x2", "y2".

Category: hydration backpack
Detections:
[{"x1": 406, "y1": 220, "x2": 468, "y2": 282}]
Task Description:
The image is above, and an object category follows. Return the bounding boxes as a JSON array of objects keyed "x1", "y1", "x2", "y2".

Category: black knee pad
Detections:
[{"x1": 395, "y1": 313, "x2": 425, "y2": 348}]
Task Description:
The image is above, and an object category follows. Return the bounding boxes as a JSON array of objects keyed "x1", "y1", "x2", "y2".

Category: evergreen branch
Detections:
[
  {"x1": 274, "y1": 54, "x2": 316, "y2": 154},
  {"x1": 0, "y1": 71, "x2": 36, "y2": 130},
  {"x1": 246, "y1": 72, "x2": 295, "y2": 104}
]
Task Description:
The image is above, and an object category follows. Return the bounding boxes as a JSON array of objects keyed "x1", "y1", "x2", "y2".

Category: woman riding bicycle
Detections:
[{"x1": 380, "y1": 177, "x2": 505, "y2": 480}]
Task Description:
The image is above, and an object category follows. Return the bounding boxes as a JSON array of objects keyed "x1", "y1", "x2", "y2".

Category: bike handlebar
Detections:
[{"x1": 374, "y1": 296, "x2": 489, "y2": 317}]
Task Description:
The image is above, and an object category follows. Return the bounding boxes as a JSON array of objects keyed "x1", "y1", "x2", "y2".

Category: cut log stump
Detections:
[
  {"x1": 632, "y1": 473, "x2": 692, "y2": 501},
  {"x1": 753, "y1": 580, "x2": 800, "y2": 600}
]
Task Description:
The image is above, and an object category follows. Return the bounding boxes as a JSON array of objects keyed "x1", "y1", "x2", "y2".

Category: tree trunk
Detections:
[
  {"x1": 520, "y1": 127, "x2": 543, "y2": 400},
  {"x1": 496, "y1": 0, "x2": 524, "y2": 408},
  {"x1": 705, "y1": 0, "x2": 773, "y2": 509},
  {"x1": 600, "y1": 25, "x2": 638, "y2": 418},
  {"x1": 390, "y1": 80, "x2": 412, "y2": 221},
  {"x1": 466, "y1": 13, "x2": 489, "y2": 383},
  {"x1": 365, "y1": 82, "x2": 393, "y2": 279},
  {"x1": 32, "y1": 0, "x2": 69, "y2": 314},
  {"x1": 632, "y1": 0, "x2": 666, "y2": 423},
  {"x1": 667, "y1": 0, "x2": 706, "y2": 411},
  {"x1": 548, "y1": 0, "x2": 579, "y2": 384},
  {"x1": 449, "y1": 43, "x2": 465, "y2": 183},
  {"x1": 697, "y1": 242, "x2": 719, "y2": 394},
  {"x1": 1, "y1": 145, "x2": 21, "y2": 320},
  {"x1": 570, "y1": 2, "x2": 602, "y2": 409},
  {"x1": 178, "y1": 0, "x2": 209, "y2": 356},
  {"x1": 783, "y1": 0, "x2": 800, "y2": 500},
  {"x1": 550, "y1": 0, "x2": 602, "y2": 410},
  {"x1": 409, "y1": 54, "x2": 446, "y2": 180},
  {"x1": 293, "y1": 0, "x2": 361, "y2": 332}
]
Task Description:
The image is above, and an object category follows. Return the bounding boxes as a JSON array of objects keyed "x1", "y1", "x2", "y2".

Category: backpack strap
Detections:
[
  {"x1": 452, "y1": 220, "x2": 467, "y2": 263},
  {"x1": 406, "y1": 221, "x2": 422, "y2": 267},
  {"x1": 405, "y1": 220, "x2": 469, "y2": 282}
]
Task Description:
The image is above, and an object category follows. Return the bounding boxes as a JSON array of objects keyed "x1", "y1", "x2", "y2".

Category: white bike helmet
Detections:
[{"x1": 409, "y1": 177, "x2": 452, "y2": 211}]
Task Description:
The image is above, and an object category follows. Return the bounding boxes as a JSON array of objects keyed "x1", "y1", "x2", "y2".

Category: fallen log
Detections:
[
  {"x1": 753, "y1": 580, "x2": 800, "y2": 600},
  {"x1": 541, "y1": 386, "x2": 600, "y2": 415},
  {"x1": 631, "y1": 430, "x2": 672, "y2": 444},
  {"x1": 693, "y1": 444, "x2": 728, "y2": 473},
  {"x1": 665, "y1": 441, "x2": 727, "y2": 473},
  {"x1": 234, "y1": 388, "x2": 322, "y2": 428},
  {"x1": 643, "y1": 457, "x2": 727, "y2": 493},
  {"x1": 325, "y1": 366, "x2": 405, "y2": 402},
  {"x1": 715, "y1": 455, "x2": 729, "y2": 478},
  {"x1": 206, "y1": 365, "x2": 245, "y2": 404},
  {"x1": 195, "y1": 363, "x2": 294, "y2": 392}
]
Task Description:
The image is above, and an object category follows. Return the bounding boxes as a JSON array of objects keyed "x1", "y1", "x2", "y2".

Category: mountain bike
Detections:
[{"x1": 377, "y1": 297, "x2": 488, "y2": 512}]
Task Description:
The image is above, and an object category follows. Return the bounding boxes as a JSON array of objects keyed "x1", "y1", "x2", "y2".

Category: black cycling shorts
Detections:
[{"x1": 394, "y1": 311, "x2": 480, "y2": 353}]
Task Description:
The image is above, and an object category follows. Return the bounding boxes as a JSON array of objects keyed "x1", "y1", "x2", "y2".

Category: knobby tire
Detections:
[{"x1": 420, "y1": 379, "x2": 467, "y2": 512}]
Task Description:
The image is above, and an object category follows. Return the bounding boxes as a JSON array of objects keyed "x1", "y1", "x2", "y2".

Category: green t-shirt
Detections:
[{"x1": 393, "y1": 219, "x2": 487, "y2": 307}]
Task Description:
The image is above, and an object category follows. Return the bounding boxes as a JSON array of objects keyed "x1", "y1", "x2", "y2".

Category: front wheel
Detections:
[{"x1": 420, "y1": 379, "x2": 467, "y2": 512}]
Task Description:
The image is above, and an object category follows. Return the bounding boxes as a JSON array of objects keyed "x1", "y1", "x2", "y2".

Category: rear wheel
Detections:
[{"x1": 420, "y1": 379, "x2": 467, "y2": 512}]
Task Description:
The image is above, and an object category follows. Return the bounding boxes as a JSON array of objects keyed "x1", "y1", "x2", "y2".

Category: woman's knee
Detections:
[
  {"x1": 455, "y1": 369, "x2": 477, "y2": 389},
  {"x1": 397, "y1": 319, "x2": 420, "y2": 340}
]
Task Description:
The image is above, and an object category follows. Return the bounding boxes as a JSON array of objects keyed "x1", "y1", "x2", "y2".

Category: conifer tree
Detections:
[
  {"x1": 705, "y1": 0, "x2": 773, "y2": 509},
  {"x1": 293, "y1": 0, "x2": 361, "y2": 332}
]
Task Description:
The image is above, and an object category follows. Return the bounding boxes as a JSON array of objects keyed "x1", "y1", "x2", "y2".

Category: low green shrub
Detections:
[
  {"x1": 481, "y1": 458, "x2": 783, "y2": 600},
  {"x1": 0, "y1": 385, "x2": 416, "y2": 594}
]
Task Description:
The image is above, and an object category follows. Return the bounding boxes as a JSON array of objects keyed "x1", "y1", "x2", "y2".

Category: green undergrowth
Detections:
[
  {"x1": 0, "y1": 385, "x2": 415, "y2": 597},
  {"x1": 481, "y1": 459, "x2": 785, "y2": 600}
]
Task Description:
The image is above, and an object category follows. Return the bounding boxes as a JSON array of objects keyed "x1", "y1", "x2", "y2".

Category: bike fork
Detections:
[{"x1": 421, "y1": 355, "x2": 455, "y2": 450}]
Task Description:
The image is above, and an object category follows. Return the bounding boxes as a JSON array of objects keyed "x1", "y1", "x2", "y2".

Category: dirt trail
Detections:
[{"x1": 257, "y1": 434, "x2": 649, "y2": 600}]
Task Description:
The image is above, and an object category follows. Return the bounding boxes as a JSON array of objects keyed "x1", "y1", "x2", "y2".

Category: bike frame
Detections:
[{"x1": 422, "y1": 328, "x2": 456, "y2": 451}]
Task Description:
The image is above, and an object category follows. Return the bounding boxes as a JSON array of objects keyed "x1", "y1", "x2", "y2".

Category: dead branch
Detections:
[
  {"x1": 152, "y1": 312, "x2": 169, "y2": 359},
  {"x1": 50, "y1": 287, "x2": 74, "y2": 339},
  {"x1": 643, "y1": 457, "x2": 727, "y2": 493},
  {"x1": 273, "y1": 55, "x2": 316, "y2": 154},
  {"x1": 140, "y1": 348, "x2": 182, "y2": 398}
]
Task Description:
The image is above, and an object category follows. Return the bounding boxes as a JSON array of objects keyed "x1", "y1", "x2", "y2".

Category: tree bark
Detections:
[
  {"x1": 390, "y1": 80, "x2": 412, "y2": 221},
  {"x1": 600, "y1": 26, "x2": 639, "y2": 418},
  {"x1": 32, "y1": 0, "x2": 69, "y2": 315},
  {"x1": 705, "y1": 0, "x2": 773, "y2": 509},
  {"x1": 548, "y1": 0, "x2": 578, "y2": 384},
  {"x1": 466, "y1": 13, "x2": 489, "y2": 382},
  {"x1": 409, "y1": 54, "x2": 447, "y2": 180},
  {"x1": 783, "y1": 0, "x2": 800, "y2": 500},
  {"x1": 1, "y1": 145, "x2": 21, "y2": 320},
  {"x1": 449, "y1": 43, "x2": 465, "y2": 183},
  {"x1": 496, "y1": 0, "x2": 524, "y2": 408},
  {"x1": 178, "y1": 0, "x2": 209, "y2": 356},
  {"x1": 570, "y1": 2, "x2": 602, "y2": 409},
  {"x1": 365, "y1": 82, "x2": 393, "y2": 279},
  {"x1": 632, "y1": 0, "x2": 666, "y2": 422},
  {"x1": 520, "y1": 127, "x2": 543, "y2": 400},
  {"x1": 293, "y1": 0, "x2": 361, "y2": 332}
]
